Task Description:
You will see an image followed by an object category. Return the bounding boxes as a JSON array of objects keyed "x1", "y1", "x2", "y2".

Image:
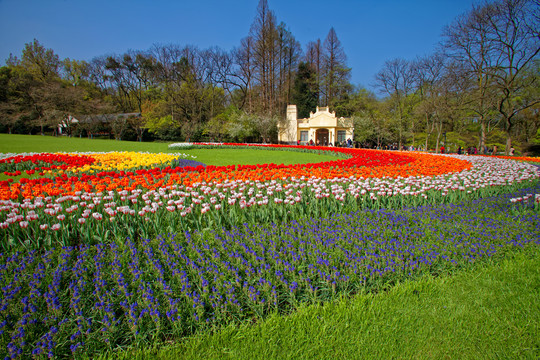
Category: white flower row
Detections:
[
  {"x1": 509, "y1": 193, "x2": 540, "y2": 203},
  {"x1": 168, "y1": 143, "x2": 196, "y2": 149}
]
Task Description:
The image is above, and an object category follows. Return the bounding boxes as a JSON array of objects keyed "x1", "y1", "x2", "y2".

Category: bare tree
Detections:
[
  {"x1": 249, "y1": 0, "x2": 279, "y2": 114},
  {"x1": 443, "y1": 2, "x2": 503, "y2": 151},
  {"x1": 375, "y1": 58, "x2": 416, "y2": 149},
  {"x1": 86, "y1": 56, "x2": 113, "y2": 94},
  {"x1": 322, "y1": 28, "x2": 351, "y2": 109},
  {"x1": 413, "y1": 53, "x2": 447, "y2": 151},
  {"x1": 106, "y1": 51, "x2": 156, "y2": 114},
  {"x1": 234, "y1": 36, "x2": 256, "y2": 111},
  {"x1": 485, "y1": 0, "x2": 540, "y2": 154},
  {"x1": 150, "y1": 43, "x2": 187, "y2": 123},
  {"x1": 276, "y1": 23, "x2": 302, "y2": 114},
  {"x1": 203, "y1": 47, "x2": 237, "y2": 101}
]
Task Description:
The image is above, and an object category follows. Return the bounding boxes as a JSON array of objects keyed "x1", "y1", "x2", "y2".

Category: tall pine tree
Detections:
[{"x1": 292, "y1": 62, "x2": 318, "y2": 118}]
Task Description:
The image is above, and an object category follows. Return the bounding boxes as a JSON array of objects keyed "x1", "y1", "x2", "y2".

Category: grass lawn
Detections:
[
  {"x1": 0, "y1": 134, "x2": 339, "y2": 166},
  {"x1": 0, "y1": 134, "x2": 172, "y2": 154},
  {"x1": 108, "y1": 249, "x2": 540, "y2": 360}
]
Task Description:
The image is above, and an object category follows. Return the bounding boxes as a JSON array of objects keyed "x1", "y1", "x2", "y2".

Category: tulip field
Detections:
[{"x1": 0, "y1": 143, "x2": 539, "y2": 359}]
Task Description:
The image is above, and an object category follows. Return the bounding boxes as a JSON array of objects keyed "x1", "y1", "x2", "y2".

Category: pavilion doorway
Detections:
[{"x1": 315, "y1": 129, "x2": 329, "y2": 146}]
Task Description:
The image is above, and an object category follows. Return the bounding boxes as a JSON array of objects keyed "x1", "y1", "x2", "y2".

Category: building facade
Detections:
[{"x1": 278, "y1": 105, "x2": 354, "y2": 145}]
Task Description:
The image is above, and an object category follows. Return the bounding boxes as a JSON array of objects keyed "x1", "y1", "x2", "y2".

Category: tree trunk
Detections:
[
  {"x1": 504, "y1": 114, "x2": 514, "y2": 155},
  {"x1": 478, "y1": 120, "x2": 486, "y2": 152},
  {"x1": 424, "y1": 113, "x2": 431, "y2": 152},
  {"x1": 505, "y1": 135, "x2": 512, "y2": 156},
  {"x1": 398, "y1": 123, "x2": 402, "y2": 150},
  {"x1": 435, "y1": 119, "x2": 442, "y2": 153}
]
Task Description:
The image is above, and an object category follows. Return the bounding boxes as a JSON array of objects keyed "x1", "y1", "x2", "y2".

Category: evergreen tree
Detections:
[{"x1": 292, "y1": 62, "x2": 318, "y2": 118}]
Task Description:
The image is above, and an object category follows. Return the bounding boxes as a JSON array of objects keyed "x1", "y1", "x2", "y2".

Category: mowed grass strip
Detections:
[
  {"x1": 0, "y1": 134, "x2": 339, "y2": 166},
  {"x1": 108, "y1": 249, "x2": 539, "y2": 360},
  {"x1": 0, "y1": 134, "x2": 172, "y2": 154}
]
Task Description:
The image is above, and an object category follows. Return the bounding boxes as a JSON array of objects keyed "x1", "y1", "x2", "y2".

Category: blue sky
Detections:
[{"x1": 0, "y1": 0, "x2": 478, "y2": 90}]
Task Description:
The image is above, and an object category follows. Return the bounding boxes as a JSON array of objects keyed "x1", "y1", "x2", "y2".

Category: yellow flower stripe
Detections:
[{"x1": 50, "y1": 152, "x2": 181, "y2": 174}]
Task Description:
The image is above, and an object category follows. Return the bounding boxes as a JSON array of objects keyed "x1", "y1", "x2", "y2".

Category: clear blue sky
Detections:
[{"x1": 0, "y1": 0, "x2": 478, "y2": 90}]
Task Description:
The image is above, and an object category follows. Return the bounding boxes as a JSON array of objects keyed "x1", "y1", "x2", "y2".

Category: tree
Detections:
[
  {"x1": 233, "y1": 37, "x2": 256, "y2": 111},
  {"x1": 62, "y1": 58, "x2": 90, "y2": 86},
  {"x1": 147, "y1": 44, "x2": 229, "y2": 141},
  {"x1": 2, "y1": 40, "x2": 64, "y2": 134},
  {"x1": 375, "y1": 58, "x2": 416, "y2": 149},
  {"x1": 227, "y1": 111, "x2": 257, "y2": 142},
  {"x1": 321, "y1": 28, "x2": 351, "y2": 109},
  {"x1": 291, "y1": 62, "x2": 318, "y2": 118},
  {"x1": 149, "y1": 44, "x2": 188, "y2": 125},
  {"x1": 249, "y1": 0, "x2": 279, "y2": 114},
  {"x1": 0, "y1": 66, "x2": 36, "y2": 133},
  {"x1": 443, "y1": 3, "x2": 503, "y2": 151},
  {"x1": 253, "y1": 113, "x2": 278, "y2": 143},
  {"x1": 304, "y1": 40, "x2": 323, "y2": 105},
  {"x1": 109, "y1": 114, "x2": 129, "y2": 141},
  {"x1": 19, "y1": 39, "x2": 61, "y2": 82},
  {"x1": 204, "y1": 105, "x2": 241, "y2": 142},
  {"x1": 486, "y1": 0, "x2": 540, "y2": 154},
  {"x1": 513, "y1": 61, "x2": 540, "y2": 143},
  {"x1": 203, "y1": 47, "x2": 239, "y2": 108},
  {"x1": 127, "y1": 114, "x2": 147, "y2": 142},
  {"x1": 103, "y1": 51, "x2": 157, "y2": 114},
  {"x1": 333, "y1": 86, "x2": 376, "y2": 118},
  {"x1": 276, "y1": 22, "x2": 302, "y2": 112},
  {"x1": 351, "y1": 94, "x2": 392, "y2": 148},
  {"x1": 412, "y1": 53, "x2": 463, "y2": 152},
  {"x1": 334, "y1": 86, "x2": 377, "y2": 117},
  {"x1": 443, "y1": 0, "x2": 540, "y2": 154},
  {"x1": 29, "y1": 80, "x2": 94, "y2": 136},
  {"x1": 1, "y1": 40, "x2": 109, "y2": 136}
]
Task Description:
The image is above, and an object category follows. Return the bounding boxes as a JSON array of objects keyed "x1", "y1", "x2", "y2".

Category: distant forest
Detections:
[{"x1": 0, "y1": 0, "x2": 538, "y2": 155}]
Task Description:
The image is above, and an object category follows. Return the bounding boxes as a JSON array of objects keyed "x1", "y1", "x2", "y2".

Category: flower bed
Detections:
[
  {"x1": 0, "y1": 146, "x2": 538, "y2": 248},
  {"x1": 0, "y1": 151, "x2": 196, "y2": 176},
  {"x1": 0, "y1": 145, "x2": 539, "y2": 359}
]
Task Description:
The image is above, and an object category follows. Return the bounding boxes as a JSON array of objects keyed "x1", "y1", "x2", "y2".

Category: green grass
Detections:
[
  {"x1": 0, "y1": 134, "x2": 172, "y2": 153},
  {"x1": 109, "y1": 249, "x2": 540, "y2": 360},
  {"x1": 0, "y1": 134, "x2": 339, "y2": 166}
]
